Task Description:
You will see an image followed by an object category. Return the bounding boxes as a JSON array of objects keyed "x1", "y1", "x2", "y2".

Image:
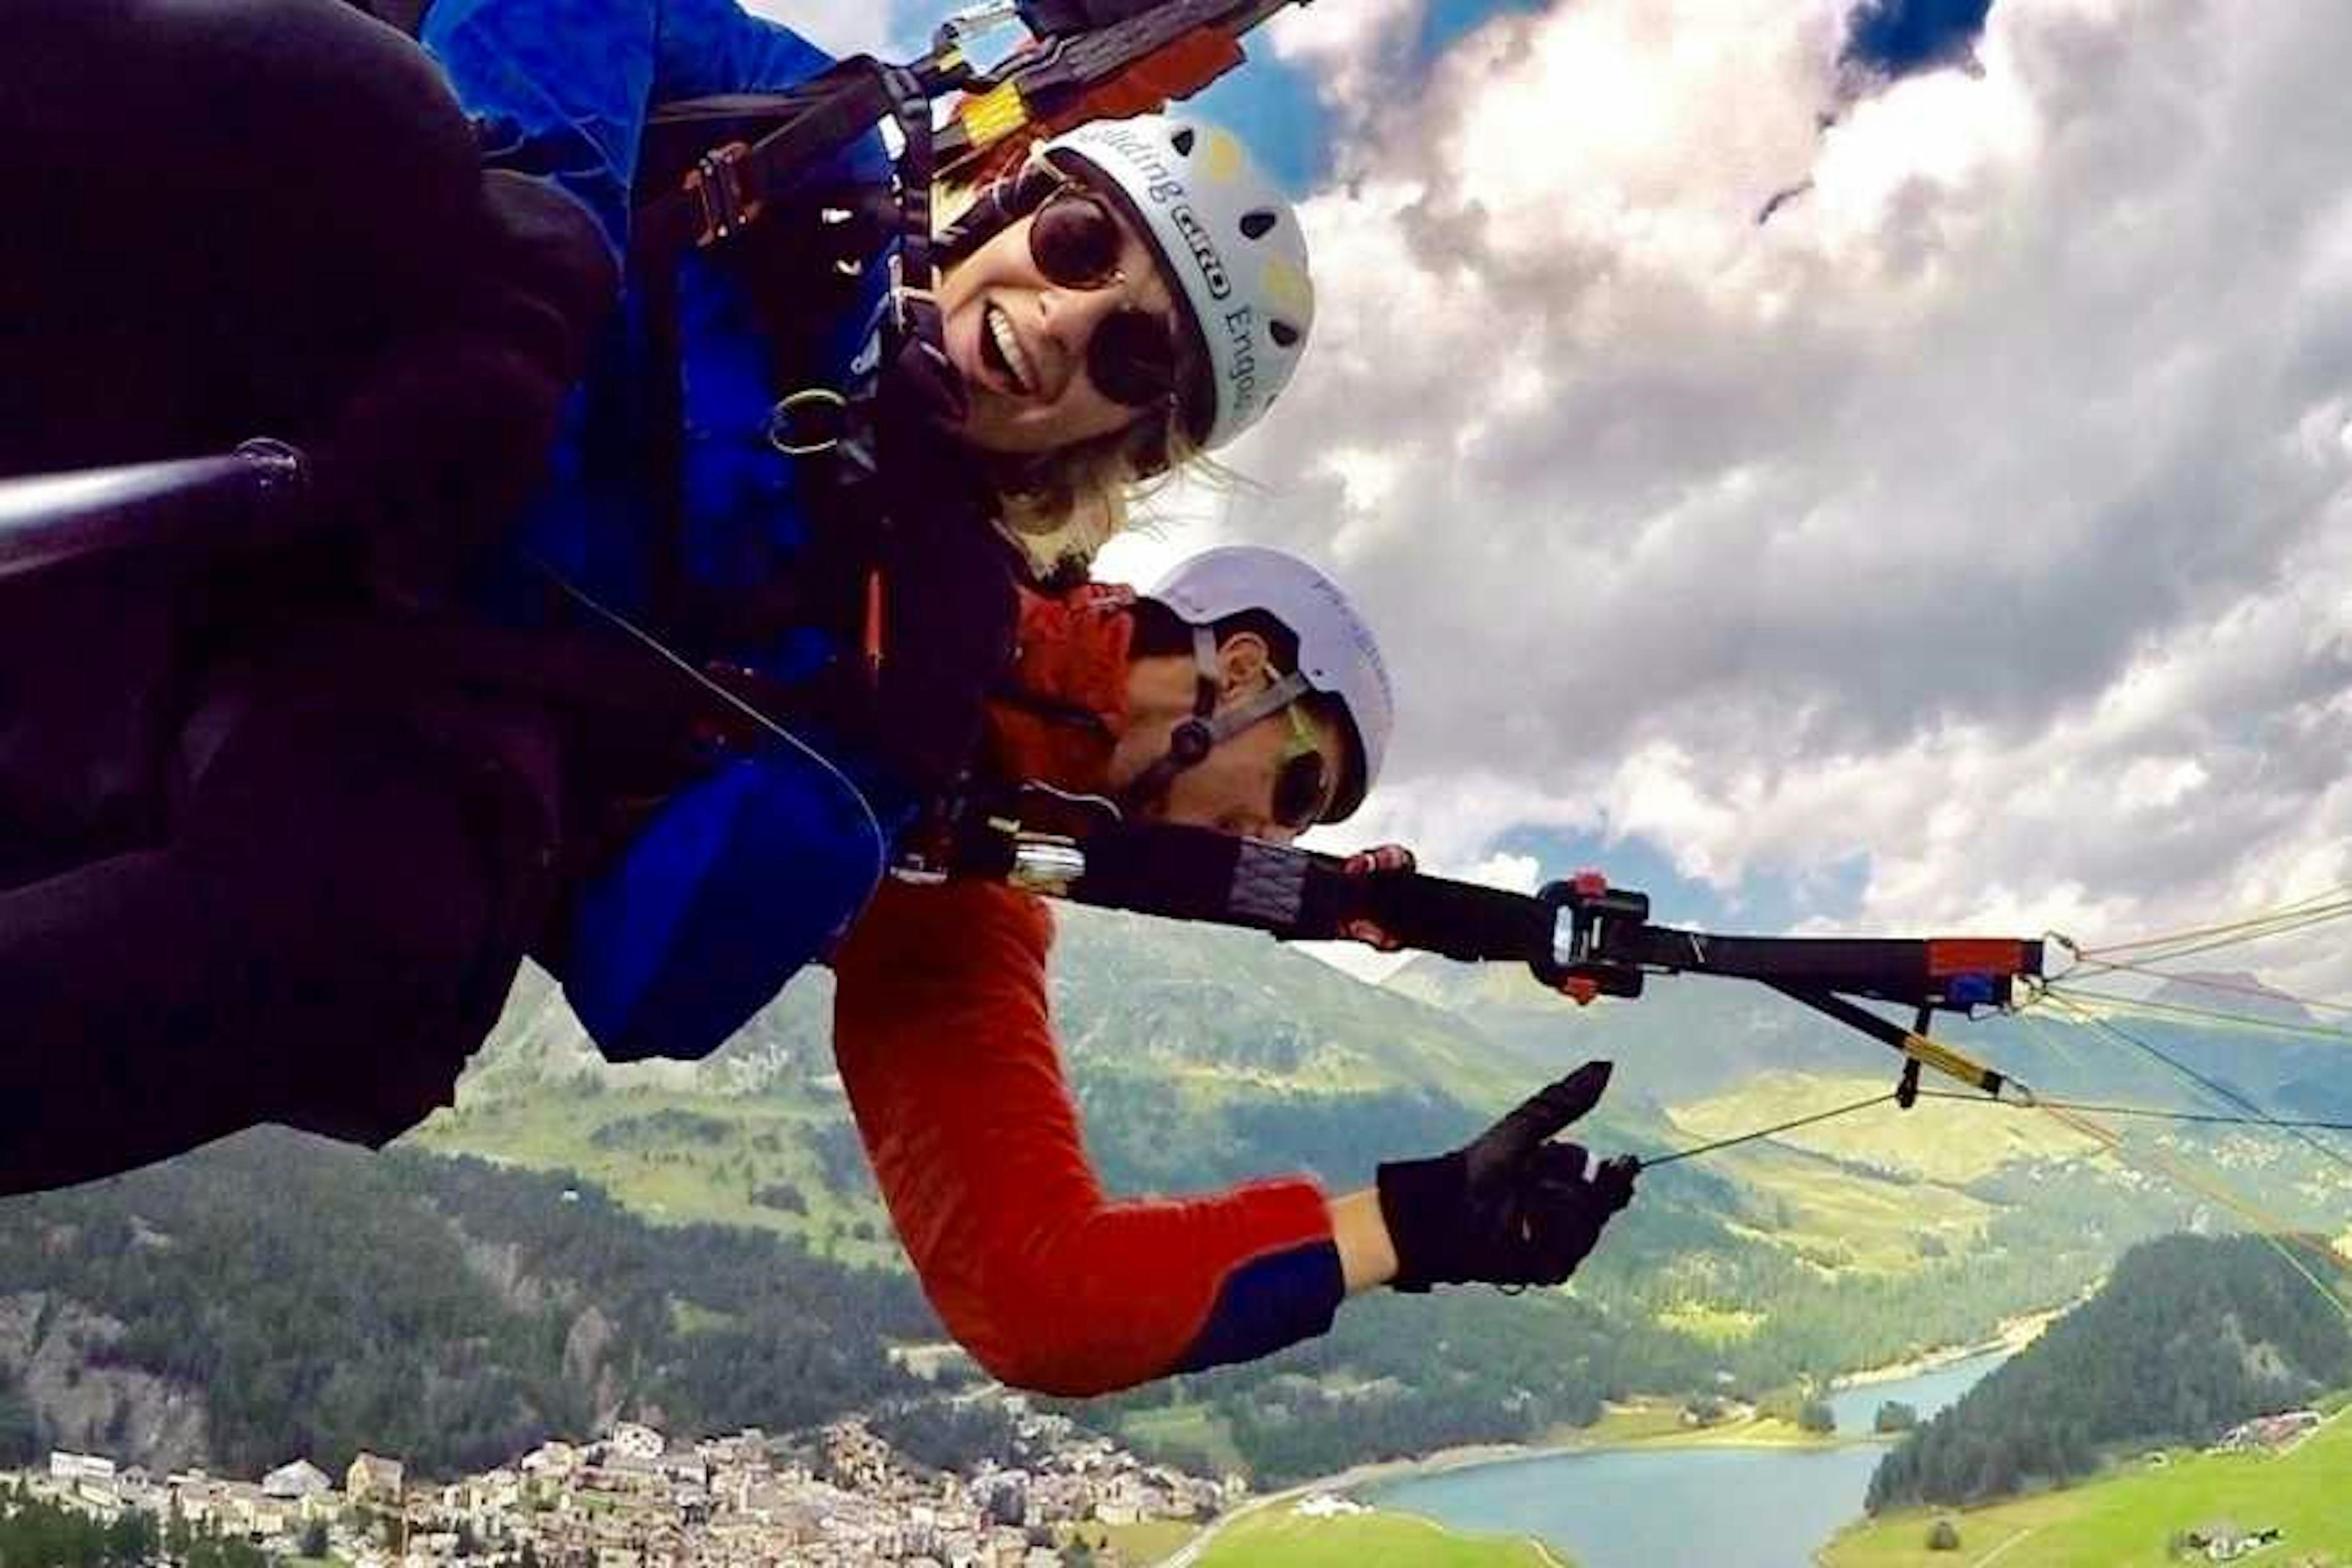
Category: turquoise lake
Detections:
[{"x1": 1359, "y1": 1349, "x2": 2009, "y2": 1568}]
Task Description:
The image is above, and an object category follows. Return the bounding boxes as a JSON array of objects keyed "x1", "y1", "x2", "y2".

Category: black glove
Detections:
[{"x1": 1376, "y1": 1060, "x2": 1638, "y2": 1293}]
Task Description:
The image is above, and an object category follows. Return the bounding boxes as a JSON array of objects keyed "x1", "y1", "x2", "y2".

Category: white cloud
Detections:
[
  {"x1": 1225, "y1": 0, "x2": 2352, "y2": 998},
  {"x1": 1268, "y1": 0, "x2": 1427, "y2": 115},
  {"x1": 1465, "y1": 850, "x2": 1545, "y2": 894},
  {"x1": 743, "y1": 0, "x2": 897, "y2": 56}
]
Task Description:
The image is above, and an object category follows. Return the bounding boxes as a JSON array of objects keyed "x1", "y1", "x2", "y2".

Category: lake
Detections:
[{"x1": 1359, "y1": 1349, "x2": 2009, "y2": 1568}]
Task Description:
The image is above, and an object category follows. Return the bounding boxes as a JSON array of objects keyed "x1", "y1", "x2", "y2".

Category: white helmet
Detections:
[
  {"x1": 1045, "y1": 114, "x2": 1314, "y2": 452},
  {"x1": 1148, "y1": 546, "x2": 1393, "y2": 822}
]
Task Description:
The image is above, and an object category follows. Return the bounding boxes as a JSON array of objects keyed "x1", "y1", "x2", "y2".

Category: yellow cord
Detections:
[
  {"x1": 2046, "y1": 986, "x2": 2352, "y2": 1044},
  {"x1": 2073, "y1": 885, "x2": 2352, "y2": 962}
]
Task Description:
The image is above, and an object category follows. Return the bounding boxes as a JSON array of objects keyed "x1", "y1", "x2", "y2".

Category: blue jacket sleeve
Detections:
[
  {"x1": 562, "y1": 747, "x2": 905, "y2": 1062},
  {"x1": 1170, "y1": 1244, "x2": 1347, "y2": 1376},
  {"x1": 423, "y1": 0, "x2": 835, "y2": 258}
]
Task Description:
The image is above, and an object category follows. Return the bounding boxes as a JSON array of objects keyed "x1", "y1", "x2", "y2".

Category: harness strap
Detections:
[
  {"x1": 620, "y1": 53, "x2": 963, "y2": 668},
  {"x1": 1118, "y1": 625, "x2": 1311, "y2": 807},
  {"x1": 632, "y1": 61, "x2": 906, "y2": 265},
  {"x1": 1039, "y1": 822, "x2": 1551, "y2": 956}
]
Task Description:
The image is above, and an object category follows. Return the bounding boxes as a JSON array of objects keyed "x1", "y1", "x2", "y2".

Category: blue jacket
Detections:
[{"x1": 424, "y1": 0, "x2": 907, "y2": 1061}]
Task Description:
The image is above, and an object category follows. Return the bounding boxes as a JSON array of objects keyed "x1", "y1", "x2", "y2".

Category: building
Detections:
[
  {"x1": 2186, "y1": 1520, "x2": 2285, "y2": 1562},
  {"x1": 50, "y1": 1452, "x2": 118, "y2": 1483},
  {"x1": 262, "y1": 1459, "x2": 331, "y2": 1500},
  {"x1": 347, "y1": 1452, "x2": 405, "y2": 1507},
  {"x1": 607, "y1": 1422, "x2": 665, "y2": 1463},
  {"x1": 521, "y1": 1441, "x2": 580, "y2": 1479}
]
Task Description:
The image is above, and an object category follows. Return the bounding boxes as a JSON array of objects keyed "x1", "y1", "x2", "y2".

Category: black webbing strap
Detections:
[
  {"x1": 883, "y1": 64, "x2": 938, "y2": 298},
  {"x1": 622, "y1": 56, "x2": 949, "y2": 639},
  {"x1": 631, "y1": 60, "x2": 903, "y2": 265},
  {"x1": 1017, "y1": 0, "x2": 1172, "y2": 29},
  {"x1": 1602, "y1": 927, "x2": 2041, "y2": 1004},
  {"x1": 1058, "y1": 823, "x2": 1556, "y2": 960}
]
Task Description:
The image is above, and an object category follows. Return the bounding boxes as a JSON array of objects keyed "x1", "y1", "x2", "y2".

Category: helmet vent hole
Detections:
[
  {"x1": 1170, "y1": 126, "x2": 1197, "y2": 156},
  {"x1": 1270, "y1": 318, "x2": 1302, "y2": 349},
  {"x1": 1240, "y1": 208, "x2": 1279, "y2": 240}
]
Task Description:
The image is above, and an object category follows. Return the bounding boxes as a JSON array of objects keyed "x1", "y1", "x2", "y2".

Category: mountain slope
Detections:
[
  {"x1": 0, "y1": 1134, "x2": 933, "y2": 1478},
  {"x1": 1865, "y1": 1233, "x2": 2352, "y2": 1510},
  {"x1": 1828, "y1": 1403, "x2": 2352, "y2": 1568}
]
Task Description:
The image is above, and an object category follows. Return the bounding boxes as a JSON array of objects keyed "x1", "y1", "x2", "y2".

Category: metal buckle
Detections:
[
  {"x1": 683, "y1": 141, "x2": 761, "y2": 247},
  {"x1": 766, "y1": 389, "x2": 850, "y2": 456}
]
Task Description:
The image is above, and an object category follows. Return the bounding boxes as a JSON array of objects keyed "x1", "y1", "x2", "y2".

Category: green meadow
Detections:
[
  {"x1": 1193, "y1": 1503, "x2": 1569, "y2": 1567},
  {"x1": 1823, "y1": 1411, "x2": 2352, "y2": 1567}
]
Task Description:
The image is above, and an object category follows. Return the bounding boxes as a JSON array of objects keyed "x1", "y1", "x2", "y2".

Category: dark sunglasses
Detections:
[
  {"x1": 1027, "y1": 186, "x2": 1189, "y2": 410},
  {"x1": 1272, "y1": 701, "x2": 1335, "y2": 831}
]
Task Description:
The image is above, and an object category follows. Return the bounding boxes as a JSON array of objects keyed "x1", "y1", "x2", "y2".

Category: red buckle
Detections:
[
  {"x1": 1558, "y1": 976, "x2": 1600, "y2": 1007},
  {"x1": 1571, "y1": 869, "x2": 1608, "y2": 899}
]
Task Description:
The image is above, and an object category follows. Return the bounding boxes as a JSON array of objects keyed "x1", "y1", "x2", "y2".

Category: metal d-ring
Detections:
[{"x1": 766, "y1": 388, "x2": 850, "y2": 456}]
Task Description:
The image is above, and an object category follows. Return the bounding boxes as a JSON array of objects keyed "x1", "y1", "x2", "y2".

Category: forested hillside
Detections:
[
  {"x1": 0, "y1": 1134, "x2": 933, "y2": 1479},
  {"x1": 1866, "y1": 1234, "x2": 2351, "y2": 1510}
]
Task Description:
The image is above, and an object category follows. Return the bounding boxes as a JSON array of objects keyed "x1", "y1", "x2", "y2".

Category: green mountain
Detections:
[
  {"x1": 1381, "y1": 951, "x2": 1868, "y2": 1102},
  {"x1": 2146, "y1": 971, "x2": 2314, "y2": 1027},
  {"x1": 0, "y1": 1134, "x2": 934, "y2": 1479},
  {"x1": 1866, "y1": 1232, "x2": 2352, "y2": 1510},
  {"x1": 1827, "y1": 1398, "x2": 2352, "y2": 1567}
]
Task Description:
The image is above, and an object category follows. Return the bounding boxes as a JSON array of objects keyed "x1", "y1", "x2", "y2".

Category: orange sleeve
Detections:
[{"x1": 829, "y1": 878, "x2": 1342, "y2": 1396}]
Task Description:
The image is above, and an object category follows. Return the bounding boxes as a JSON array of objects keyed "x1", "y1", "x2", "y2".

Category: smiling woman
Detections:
[{"x1": 933, "y1": 113, "x2": 1316, "y2": 569}]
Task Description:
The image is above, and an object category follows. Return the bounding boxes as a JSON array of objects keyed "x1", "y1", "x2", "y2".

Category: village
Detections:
[{"x1": 6, "y1": 1391, "x2": 1234, "y2": 1568}]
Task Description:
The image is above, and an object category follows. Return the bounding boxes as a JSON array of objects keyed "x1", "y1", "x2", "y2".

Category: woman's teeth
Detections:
[{"x1": 986, "y1": 304, "x2": 1038, "y2": 395}]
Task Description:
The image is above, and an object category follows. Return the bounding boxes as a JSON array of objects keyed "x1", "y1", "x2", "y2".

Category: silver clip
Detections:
[{"x1": 766, "y1": 388, "x2": 850, "y2": 457}]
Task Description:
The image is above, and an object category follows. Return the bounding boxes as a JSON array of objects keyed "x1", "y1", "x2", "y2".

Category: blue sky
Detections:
[
  {"x1": 1839, "y1": 0, "x2": 1994, "y2": 77},
  {"x1": 1486, "y1": 827, "x2": 1871, "y2": 937}
]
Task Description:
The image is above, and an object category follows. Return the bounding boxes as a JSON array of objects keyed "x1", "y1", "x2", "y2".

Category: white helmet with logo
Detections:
[
  {"x1": 1045, "y1": 114, "x2": 1314, "y2": 452},
  {"x1": 1148, "y1": 546, "x2": 1393, "y2": 823}
]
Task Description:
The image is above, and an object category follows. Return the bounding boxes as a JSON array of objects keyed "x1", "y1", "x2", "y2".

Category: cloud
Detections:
[
  {"x1": 1270, "y1": 0, "x2": 1428, "y2": 112},
  {"x1": 748, "y1": 0, "x2": 910, "y2": 56},
  {"x1": 1210, "y1": 0, "x2": 2352, "y2": 995}
]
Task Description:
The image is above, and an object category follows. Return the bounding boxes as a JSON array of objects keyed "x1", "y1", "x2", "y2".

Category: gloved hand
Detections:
[
  {"x1": 1376, "y1": 1060, "x2": 1638, "y2": 1292},
  {"x1": 1339, "y1": 843, "x2": 1415, "y2": 949}
]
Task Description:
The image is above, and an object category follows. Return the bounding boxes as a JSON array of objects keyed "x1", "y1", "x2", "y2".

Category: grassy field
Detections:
[
  {"x1": 1557, "y1": 1402, "x2": 1694, "y2": 1445},
  {"x1": 409, "y1": 1086, "x2": 906, "y2": 1268},
  {"x1": 1063, "y1": 1518, "x2": 1201, "y2": 1563},
  {"x1": 1656, "y1": 1302, "x2": 1766, "y2": 1343},
  {"x1": 1706, "y1": 1137, "x2": 1999, "y2": 1272},
  {"x1": 1119, "y1": 1401, "x2": 1248, "y2": 1477},
  {"x1": 1669, "y1": 1072, "x2": 2106, "y2": 1188},
  {"x1": 1822, "y1": 1409, "x2": 2352, "y2": 1567},
  {"x1": 1538, "y1": 1398, "x2": 1850, "y2": 1451},
  {"x1": 1194, "y1": 1504, "x2": 1568, "y2": 1567},
  {"x1": 1664, "y1": 1069, "x2": 2037, "y2": 1280}
]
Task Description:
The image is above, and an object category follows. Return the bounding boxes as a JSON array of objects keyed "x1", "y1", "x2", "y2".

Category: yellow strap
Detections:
[
  {"x1": 1899, "y1": 1029, "x2": 2002, "y2": 1096},
  {"x1": 956, "y1": 82, "x2": 1031, "y2": 152}
]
